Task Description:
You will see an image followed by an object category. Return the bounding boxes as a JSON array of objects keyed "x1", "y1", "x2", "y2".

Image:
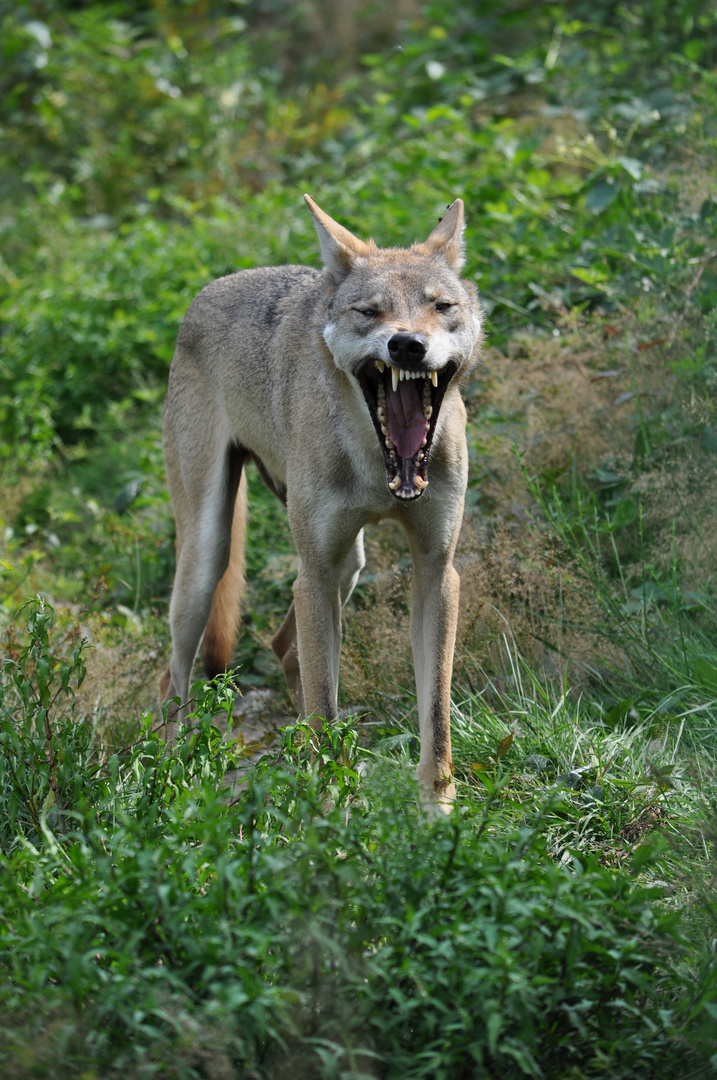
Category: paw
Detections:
[{"x1": 416, "y1": 763, "x2": 456, "y2": 816}]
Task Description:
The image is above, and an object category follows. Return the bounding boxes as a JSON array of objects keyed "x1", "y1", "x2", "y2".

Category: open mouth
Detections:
[{"x1": 355, "y1": 358, "x2": 457, "y2": 500}]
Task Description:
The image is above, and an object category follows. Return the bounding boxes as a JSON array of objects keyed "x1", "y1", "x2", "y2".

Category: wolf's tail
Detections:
[{"x1": 201, "y1": 471, "x2": 248, "y2": 679}]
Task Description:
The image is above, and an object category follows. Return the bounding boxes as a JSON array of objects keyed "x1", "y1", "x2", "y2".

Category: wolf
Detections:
[{"x1": 160, "y1": 195, "x2": 483, "y2": 809}]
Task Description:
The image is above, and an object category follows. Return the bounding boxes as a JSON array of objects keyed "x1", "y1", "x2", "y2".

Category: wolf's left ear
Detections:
[
  {"x1": 415, "y1": 199, "x2": 466, "y2": 272},
  {"x1": 304, "y1": 194, "x2": 372, "y2": 284}
]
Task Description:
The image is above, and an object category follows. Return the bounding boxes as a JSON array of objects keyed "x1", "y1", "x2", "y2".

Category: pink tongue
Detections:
[{"x1": 386, "y1": 379, "x2": 428, "y2": 459}]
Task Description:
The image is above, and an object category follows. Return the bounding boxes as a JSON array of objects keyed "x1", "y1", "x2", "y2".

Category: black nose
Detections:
[{"x1": 387, "y1": 333, "x2": 427, "y2": 366}]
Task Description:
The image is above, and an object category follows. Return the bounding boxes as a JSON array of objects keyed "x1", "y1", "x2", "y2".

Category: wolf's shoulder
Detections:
[
  {"x1": 199, "y1": 264, "x2": 320, "y2": 312},
  {"x1": 209, "y1": 264, "x2": 320, "y2": 291},
  {"x1": 177, "y1": 265, "x2": 324, "y2": 350}
]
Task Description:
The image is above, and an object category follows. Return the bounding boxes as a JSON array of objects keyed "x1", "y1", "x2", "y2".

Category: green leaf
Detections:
[
  {"x1": 585, "y1": 178, "x2": 619, "y2": 214},
  {"x1": 486, "y1": 1011, "x2": 502, "y2": 1055},
  {"x1": 613, "y1": 497, "x2": 638, "y2": 529},
  {"x1": 616, "y1": 156, "x2": 643, "y2": 181},
  {"x1": 604, "y1": 698, "x2": 636, "y2": 728},
  {"x1": 496, "y1": 732, "x2": 514, "y2": 760},
  {"x1": 569, "y1": 266, "x2": 609, "y2": 286},
  {"x1": 631, "y1": 843, "x2": 657, "y2": 870},
  {"x1": 682, "y1": 39, "x2": 705, "y2": 63},
  {"x1": 694, "y1": 658, "x2": 717, "y2": 694},
  {"x1": 634, "y1": 427, "x2": 651, "y2": 462},
  {"x1": 589, "y1": 467, "x2": 624, "y2": 487}
]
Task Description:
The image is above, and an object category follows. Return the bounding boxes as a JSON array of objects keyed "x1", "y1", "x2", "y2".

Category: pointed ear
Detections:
[
  {"x1": 304, "y1": 194, "x2": 372, "y2": 283},
  {"x1": 414, "y1": 199, "x2": 466, "y2": 271}
]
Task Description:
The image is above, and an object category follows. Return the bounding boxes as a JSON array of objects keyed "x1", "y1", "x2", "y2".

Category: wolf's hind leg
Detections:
[
  {"x1": 164, "y1": 441, "x2": 246, "y2": 719},
  {"x1": 271, "y1": 602, "x2": 303, "y2": 711},
  {"x1": 272, "y1": 530, "x2": 365, "y2": 712},
  {"x1": 202, "y1": 471, "x2": 248, "y2": 679}
]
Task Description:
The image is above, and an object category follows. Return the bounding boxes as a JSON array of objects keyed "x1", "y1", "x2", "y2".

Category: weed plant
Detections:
[
  {"x1": 1, "y1": 600, "x2": 717, "y2": 1079},
  {"x1": 1, "y1": 2, "x2": 717, "y2": 1075}
]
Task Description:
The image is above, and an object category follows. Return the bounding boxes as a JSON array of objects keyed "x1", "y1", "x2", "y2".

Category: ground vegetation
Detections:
[{"x1": 1, "y1": 1, "x2": 717, "y2": 1076}]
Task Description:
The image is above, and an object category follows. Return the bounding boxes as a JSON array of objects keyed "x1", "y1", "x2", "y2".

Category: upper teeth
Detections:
[{"x1": 377, "y1": 361, "x2": 438, "y2": 389}]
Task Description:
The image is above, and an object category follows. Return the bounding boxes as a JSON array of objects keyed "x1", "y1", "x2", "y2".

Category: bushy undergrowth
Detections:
[
  {"x1": 1, "y1": 601, "x2": 716, "y2": 1080},
  {"x1": 2, "y1": 1, "x2": 716, "y2": 472},
  {"x1": 2, "y1": 3, "x2": 717, "y2": 1075}
]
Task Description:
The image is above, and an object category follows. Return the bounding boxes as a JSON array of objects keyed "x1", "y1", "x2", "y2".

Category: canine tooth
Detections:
[
  {"x1": 391, "y1": 367, "x2": 399, "y2": 392},
  {"x1": 375, "y1": 360, "x2": 385, "y2": 373},
  {"x1": 431, "y1": 370, "x2": 438, "y2": 388},
  {"x1": 414, "y1": 476, "x2": 428, "y2": 490},
  {"x1": 389, "y1": 474, "x2": 401, "y2": 491},
  {"x1": 423, "y1": 405, "x2": 433, "y2": 420}
]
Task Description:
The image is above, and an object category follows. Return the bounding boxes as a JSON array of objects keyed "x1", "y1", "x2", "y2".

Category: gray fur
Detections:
[{"x1": 161, "y1": 196, "x2": 483, "y2": 812}]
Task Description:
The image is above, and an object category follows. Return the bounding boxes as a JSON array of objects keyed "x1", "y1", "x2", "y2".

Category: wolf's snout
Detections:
[{"x1": 388, "y1": 333, "x2": 427, "y2": 366}]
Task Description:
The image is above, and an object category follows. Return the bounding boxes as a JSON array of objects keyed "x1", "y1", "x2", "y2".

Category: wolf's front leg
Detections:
[
  {"x1": 405, "y1": 507, "x2": 462, "y2": 812},
  {"x1": 292, "y1": 562, "x2": 343, "y2": 725},
  {"x1": 411, "y1": 560, "x2": 460, "y2": 810},
  {"x1": 288, "y1": 500, "x2": 365, "y2": 723},
  {"x1": 273, "y1": 532, "x2": 365, "y2": 715}
]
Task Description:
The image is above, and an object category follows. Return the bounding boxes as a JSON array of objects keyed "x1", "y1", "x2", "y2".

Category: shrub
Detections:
[{"x1": 1, "y1": 601, "x2": 715, "y2": 1078}]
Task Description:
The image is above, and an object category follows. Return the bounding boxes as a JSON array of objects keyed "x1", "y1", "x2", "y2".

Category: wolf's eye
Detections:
[
  {"x1": 435, "y1": 302, "x2": 453, "y2": 313},
  {"x1": 356, "y1": 308, "x2": 379, "y2": 318}
]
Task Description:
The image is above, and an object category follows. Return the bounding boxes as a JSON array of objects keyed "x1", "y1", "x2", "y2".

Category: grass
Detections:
[
  {"x1": 1, "y1": 617, "x2": 715, "y2": 1079},
  {"x1": 1, "y1": 0, "x2": 717, "y2": 1075}
]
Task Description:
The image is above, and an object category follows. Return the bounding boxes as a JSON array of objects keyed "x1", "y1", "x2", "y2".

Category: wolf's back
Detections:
[
  {"x1": 177, "y1": 264, "x2": 322, "y2": 356},
  {"x1": 165, "y1": 264, "x2": 327, "y2": 489}
]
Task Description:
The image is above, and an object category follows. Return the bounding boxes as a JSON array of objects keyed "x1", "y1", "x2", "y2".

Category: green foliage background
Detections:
[
  {"x1": 1, "y1": 1, "x2": 717, "y2": 1077},
  {"x1": 2, "y1": 0, "x2": 715, "y2": 470}
]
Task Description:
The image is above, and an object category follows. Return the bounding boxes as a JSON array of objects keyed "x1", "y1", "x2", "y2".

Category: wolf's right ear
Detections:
[
  {"x1": 304, "y1": 194, "x2": 372, "y2": 284},
  {"x1": 414, "y1": 199, "x2": 466, "y2": 272}
]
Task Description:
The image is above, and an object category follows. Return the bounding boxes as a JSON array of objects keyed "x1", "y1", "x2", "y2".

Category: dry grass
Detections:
[
  {"x1": 72, "y1": 616, "x2": 167, "y2": 739},
  {"x1": 625, "y1": 455, "x2": 717, "y2": 590},
  {"x1": 342, "y1": 307, "x2": 715, "y2": 702}
]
